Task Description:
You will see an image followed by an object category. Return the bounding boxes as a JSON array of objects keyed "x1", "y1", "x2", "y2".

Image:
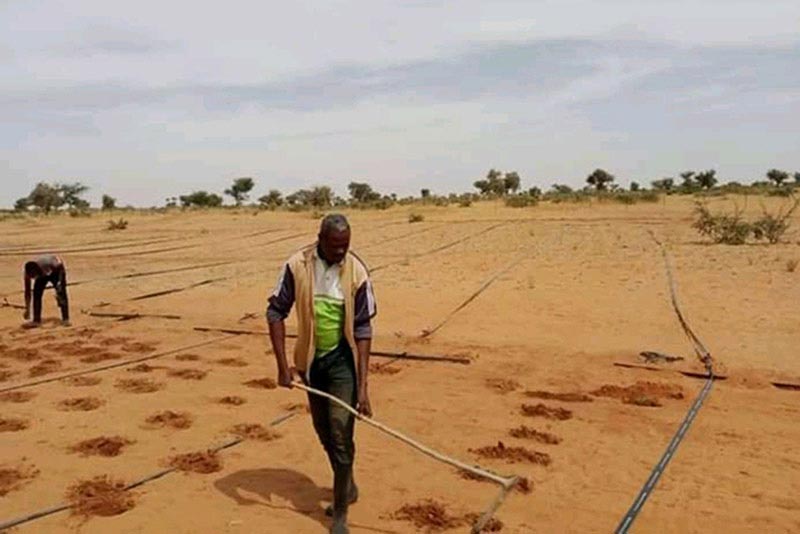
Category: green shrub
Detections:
[{"x1": 505, "y1": 194, "x2": 537, "y2": 208}]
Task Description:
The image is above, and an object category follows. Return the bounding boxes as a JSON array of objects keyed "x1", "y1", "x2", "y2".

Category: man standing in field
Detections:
[
  {"x1": 266, "y1": 214, "x2": 377, "y2": 534},
  {"x1": 23, "y1": 254, "x2": 70, "y2": 327}
]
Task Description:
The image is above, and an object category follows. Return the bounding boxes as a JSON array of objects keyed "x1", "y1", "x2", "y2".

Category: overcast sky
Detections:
[{"x1": 1, "y1": 1, "x2": 799, "y2": 207}]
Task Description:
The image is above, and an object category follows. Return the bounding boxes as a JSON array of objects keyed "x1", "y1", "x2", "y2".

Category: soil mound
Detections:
[
  {"x1": 64, "y1": 376, "x2": 102, "y2": 387},
  {"x1": 168, "y1": 451, "x2": 222, "y2": 474},
  {"x1": 67, "y1": 476, "x2": 135, "y2": 517},
  {"x1": 229, "y1": 423, "x2": 279, "y2": 442},
  {"x1": 393, "y1": 500, "x2": 462, "y2": 531},
  {"x1": 28, "y1": 358, "x2": 62, "y2": 377},
  {"x1": 471, "y1": 441, "x2": 552, "y2": 466},
  {"x1": 0, "y1": 391, "x2": 36, "y2": 403},
  {"x1": 524, "y1": 390, "x2": 593, "y2": 403},
  {"x1": 591, "y1": 381, "x2": 684, "y2": 406},
  {"x1": 243, "y1": 377, "x2": 277, "y2": 389},
  {"x1": 58, "y1": 397, "x2": 105, "y2": 411},
  {"x1": 167, "y1": 368, "x2": 208, "y2": 380},
  {"x1": 71, "y1": 436, "x2": 133, "y2": 457},
  {"x1": 521, "y1": 403, "x2": 573, "y2": 420},
  {"x1": 485, "y1": 378, "x2": 521, "y2": 393},
  {"x1": 0, "y1": 417, "x2": 29, "y2": 432},
  {"x1": 508, "y1": 426, "x2": 561, "y2": 445},
  {"x1": 115, "y1": 378, "x2": 164, "y2": 393},
  {"x1": 121, "y1": 342, "x2": 157, "y2": 354},
  {"x1": 216, "y1": 357, "x2": 248, "y2": 367},
  {"x1": 145, "y1": 410, "x2": 193, "y2": 429},
  {"x1": 0, "y1": 463, "x2": 39, "y2": 496},
  {"x1": 218, "y1": 396, "x2": 247, "y2": 406}
]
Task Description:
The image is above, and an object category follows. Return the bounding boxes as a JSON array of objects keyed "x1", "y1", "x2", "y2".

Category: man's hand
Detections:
[
  {"x1": 357, "y1": 388, "x2": 373, "y2": 417},
  {"x1": 278, "y1": 367, "x2": 300, "y2": 389}
]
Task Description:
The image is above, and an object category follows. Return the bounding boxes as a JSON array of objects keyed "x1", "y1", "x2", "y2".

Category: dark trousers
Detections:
[
  {"x1": 33, "y1": 267, "x2": 69, "y2": 322},
  {"x1": 308, "y1": 342, "x2": 357, "y2": 469}
]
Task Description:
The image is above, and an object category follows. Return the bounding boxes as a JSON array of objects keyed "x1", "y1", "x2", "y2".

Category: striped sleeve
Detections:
[
  {"x1": 353, "y1": 278, "x2": 377, "y2": 339},
  {"x1": 266, "y1": 263, "x2": 295, "y2": 323}
]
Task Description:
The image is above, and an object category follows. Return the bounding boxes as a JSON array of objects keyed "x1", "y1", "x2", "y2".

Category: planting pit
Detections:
[
  {"x1": 521, "y1": 404, "x2": 573, "y2": 421},
  {"x1": 168, "y1": 451, "x2": 222, "y2": 474},
  {"x1": 508, "y1": 426, "x2": 561, "y2": 445},
  {"x1": 70, "y1": 436, "x2": 134, "y2": 457},
  {"x1": 66, "y1": 476, "x2": 135, "y2": 517},
  {"x1": 115, "y1": 378, "x2": 164, "y2": 393},
  {"x1": 229, "y1": 423, "x2": 280, "y2": 442},
  {"x1": 58, "y1": 397, "x2": 105, "y2": 412},
  {"x1": 524, "y1": 390, "x2": 593, "y2": 403},
  {"x1": 471, "y1": 441, "x2": 552, "y2": 466},
  {"x1": 243, "y1": 377, "x2": 277, "y2": 390},
  {"x1": 145, "y1": 410, "x2": 193, "y2": 430}
]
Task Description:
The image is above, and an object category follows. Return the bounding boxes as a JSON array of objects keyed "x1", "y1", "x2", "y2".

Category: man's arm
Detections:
[
  {"x1": 266, "y1": 263, "x2": 296, "y2": 388},
  {"x1": 354, "y1": 279, "x2": 377, "y2": 416},
  {"x1": 23, "y1": 272, "x2": 31, "y2": 321}
]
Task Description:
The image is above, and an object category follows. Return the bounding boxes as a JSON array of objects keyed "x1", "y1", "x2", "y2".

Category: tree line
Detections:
[{"x1": 11, "y1": 167, "x2": 799, "y2": 213}]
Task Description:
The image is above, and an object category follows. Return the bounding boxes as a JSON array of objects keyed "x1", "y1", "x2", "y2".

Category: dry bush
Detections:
[
  {"x1": 409, "y1": 213, "x2": 425, "y2": 223},
  {"x1": 106, "y1": 218, "x2": 128, "y2": 231},
  {"x1": 692, "y1": 202, "x2": 751, "y2": 245}
]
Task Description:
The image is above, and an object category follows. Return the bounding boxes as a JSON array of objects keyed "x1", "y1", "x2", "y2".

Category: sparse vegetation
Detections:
[
  {"x1": 786, "y1": 259, "x2": 798, "y2": 273},
  {"x1": 107, "y1": 218, "x2": 129, "y2": 231},
  {"x1": 224, "y1": 177, "x2": 255, "y2": 206},
  {"x1": 179, "y1": 191, "x2": 223, "y2": 208},
  {"x1": 505, "y1": 194, "x2": 537, "y2": 208},
  {"x1": 409, "y1": 212, "x2": 425, "y2": 223},
  {"x1": 692, "y1": 198, "x2": 797, "y2": 245},
  {"x1": 102, "y1": 195, "x2": 117, "y2": 211}
]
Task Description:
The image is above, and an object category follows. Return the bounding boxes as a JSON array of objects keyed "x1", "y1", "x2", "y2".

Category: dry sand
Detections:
[{"x1": 0, "y1": 197, "x2": 798, "y2": 533}]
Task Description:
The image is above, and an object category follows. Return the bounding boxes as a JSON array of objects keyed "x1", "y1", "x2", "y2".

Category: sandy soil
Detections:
[{"x1": 1, "y1": 196, "x2": 799, "y2": 533}]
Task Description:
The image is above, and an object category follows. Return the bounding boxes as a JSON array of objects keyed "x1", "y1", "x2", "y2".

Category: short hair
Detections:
[{"x1": 319, "y1": 214, "x2": 350, "y2": 236}]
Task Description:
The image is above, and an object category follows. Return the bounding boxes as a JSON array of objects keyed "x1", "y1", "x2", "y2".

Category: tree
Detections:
[
  {"x1": 14, "y1": 197, "x2": 30, "y2": 212},
  {"x1": 766, "y1": 169, "x2": 790, "y2": 187},
  {"x1": 28, "y1": 182, "x2": 64, "y2": 213},
  {"x1": 57, "y1": 182, "x2": 90, "y2": 210},
  {"x1": 528, "y1": 186, "x2": 542, "y2": 199},
  {"x1": 695, "y1": 169, "x2": 717, "y2": 190},
  {"x1": 179, "y1": 191, "x2": 223, "y2": 207},
  {"x1": 586, "y1": 169, "x2": 615, "y2": 191},
  {"x1": 224, "y1": 177, "x2": 255, "y2": 206},
  {"x1": 286, "y1": 186, "x2": 332, "y2": 209},
  {"x1": 348, "y1": 182, "x2": 380, "y2": 203},
  {"x1": 503, "y1": 172, "x2": 521, "y2": 194},
  {"x1": 421, "y1": 189, "x2": 431, "y2": 199},
  {"x1": 474, "y1": 168, "x2": 512, "y2": 196},
  {"x1": 258, "y1": 190, "x2": 283, "y2": 209},
  {"x1": 795, "y1": 172, "x2": 800, "y2": 185},
  {"x1": 680, "y1": 171, "x2": 697, "y2": 192},
  {"x1": 102, "y1": 194, "x2": 117, "y2": 210},
  {"x1": 630, "y1": 181, "x2": 640, "y2": 192},
  {"x1": 550, "y1": 184, "x2": 573, "y2": 194},
  {"x1": 651, "y1": 178, "x2": 675, "y2": 192}
]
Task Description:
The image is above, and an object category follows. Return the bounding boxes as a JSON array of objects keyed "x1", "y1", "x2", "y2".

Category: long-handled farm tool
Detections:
[{"x1": 293, "y1": 382, "x2": 520, "y2": 533}]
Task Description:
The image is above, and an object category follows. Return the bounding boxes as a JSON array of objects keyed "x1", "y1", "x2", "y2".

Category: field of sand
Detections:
[{"x1": 1, "y1": 196, "x2": 798, "y2": 534}]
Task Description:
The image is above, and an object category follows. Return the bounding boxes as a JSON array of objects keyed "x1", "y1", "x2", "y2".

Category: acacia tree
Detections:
[
  {"x1": 694, "y1": 169, "x2": 718, "y2": 190},
  {"x1": 348, "y1": 182, "x2": 380, "y2": 203},
  {"x1": 180, "y1": 191, "x2": 223, "y2": 207},
  {"x1": 586, "y1": 168, "x2": 615, "y2": 191},
  {"x1": 258, "y1": 190, "x2": 283, "y2": 209},
  {"x1": 767, "y1": 169, "x2": 789, "y2": 187},
  {"x1": 27, "y1": 182, "x2": 64, "y2": 213},
  {"x1": 224, "y1": 177, "x2": 255, "y2": 206},
  {"x1": 651, "y1": 178, "x2": 675, "y2": 192},
  {"x1": 504, "y1": 172, "x2": 521, "y2": 194},
  {"x1": 102, "y1": 195, "x2": 117, "y2": 210}
]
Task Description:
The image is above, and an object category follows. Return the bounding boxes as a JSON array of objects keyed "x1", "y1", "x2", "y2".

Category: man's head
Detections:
[
  {"x1": 318, "y1": 214, "x2": 351, "y2": 265},
  {"x1": 24, "y1": 261, "x2": 42, "y2": 278}
]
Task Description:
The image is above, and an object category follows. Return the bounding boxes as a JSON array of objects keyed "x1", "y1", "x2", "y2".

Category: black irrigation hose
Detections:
[
  {"x1": 371, "y1": 222, "x2": 507, "y2": 272},
  {"x1": 615, "y1": 375, "x2": 714, "y2": 534},
  {"x1": 0, "y1": 335, "x2": 235, "y2": 394},
  {"x1": 421, "y1": 253, "x2": 527, "y2": 338},
  {"x1": 614, "y1": 234, "x2": 716, "y2": 534},
  {"x1": 128, "y1": 277, "x2": 228, "y2": 301},
  {"x1": 0, "y1": 411, "x2": 297, "y2": 532}
]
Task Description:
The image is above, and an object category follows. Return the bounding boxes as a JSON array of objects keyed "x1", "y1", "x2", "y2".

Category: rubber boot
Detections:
[
  {"x1": 330, "y1": 463, "x2": 352, "y2": 534},
  {"x1": 325, "y1": 475, "x2": 358, "y2": 517}
]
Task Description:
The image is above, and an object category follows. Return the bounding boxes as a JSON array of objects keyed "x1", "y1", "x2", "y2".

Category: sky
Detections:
[{"x1": 1, "y1": 1, "x2": 799, "y2": 207}]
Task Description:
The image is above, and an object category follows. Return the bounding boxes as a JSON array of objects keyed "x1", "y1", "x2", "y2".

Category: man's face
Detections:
[{"x1": 319, "y1": 228, "x2": 351, "y2": 264}]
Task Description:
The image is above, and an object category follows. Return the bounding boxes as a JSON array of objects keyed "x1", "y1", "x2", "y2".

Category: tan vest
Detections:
[{"x1": 287, "y1": 244, "x2": 370, "y2": 379}]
